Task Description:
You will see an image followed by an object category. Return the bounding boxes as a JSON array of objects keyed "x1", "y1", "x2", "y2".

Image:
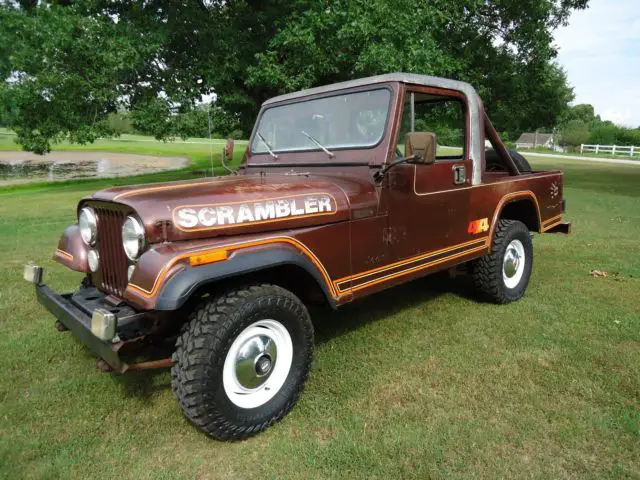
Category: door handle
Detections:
[{"x1": 453, "y1": 165, "x2": 466, "y2": 185}]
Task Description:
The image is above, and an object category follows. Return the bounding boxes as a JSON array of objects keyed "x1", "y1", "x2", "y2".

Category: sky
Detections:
[{"x1": 554, "y1": 0, "x2": 640, "y2": 127}]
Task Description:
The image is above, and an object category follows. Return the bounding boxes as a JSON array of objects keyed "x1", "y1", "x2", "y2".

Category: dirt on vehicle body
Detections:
[{"x1": 26, "y1": 73, "x2": 570, "y2": 440}]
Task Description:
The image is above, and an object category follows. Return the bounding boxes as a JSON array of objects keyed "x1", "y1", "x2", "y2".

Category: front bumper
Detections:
[
  {"x1": 36, "y1": 284, "x2": 128, "y2": 371},
  {"x1": 28, "y1": 264, "x2": 169, "y2": 373}
]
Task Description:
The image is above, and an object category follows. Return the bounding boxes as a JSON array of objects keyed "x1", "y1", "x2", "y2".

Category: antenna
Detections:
[
  {"x1": 208, "y1": 103, "x2": 215, "y2": 177},
  {"x1": 221, "y1": 144, "x2": 236, "y2": 175}
]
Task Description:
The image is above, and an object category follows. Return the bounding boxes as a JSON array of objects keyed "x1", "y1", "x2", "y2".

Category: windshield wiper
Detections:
[
  {"x1": 301, "y1": 131, "x2": 334, "y2": 158},
  {"x1": 257, "y1": 132, "x2": 279, "y2": 160}
]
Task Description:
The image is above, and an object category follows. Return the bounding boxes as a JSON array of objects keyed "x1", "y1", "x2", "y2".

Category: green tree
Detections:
[
  {"x1": 243, "y1": 0, "x2": 581, "y2": 136},
  {"x1": 588, "y1": 122, "x2": 640, "y2": 147},
  {"x1": 1, "y1": 0, "x2": 588, "y2": 153},
  {"x1": 130, "y1": 103, "x2": 241, "y2": 140},
  {"x1": 560, "y1": 104, "x2": 640, "y2": 147},
  {"x1": 588, "y1": 121, "x2": 618, "y2": 146},
  {"x1": 561, "y1": 103, "x2": 600, "y2": 124},
  {"x1": 558, "y1": 120, "x2": 590, "y2": 149}
]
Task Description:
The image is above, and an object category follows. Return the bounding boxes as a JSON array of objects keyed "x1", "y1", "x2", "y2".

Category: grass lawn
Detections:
[{"x1": 0, "y1": 153, "x2": 638, "y2": 478}]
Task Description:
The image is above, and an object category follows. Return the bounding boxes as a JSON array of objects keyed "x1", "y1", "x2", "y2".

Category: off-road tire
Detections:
[
  {"x1": 472, "y1": 219, "x2": 533, "y2": 304},
  {"x1": 171, "y1": 283, "x2": 314, "y2": 441},
  {"x1": 509, "y1": 151, "x2": 532, "y2": 173},
  {"x1": 485, "y1": 149, "x2": 532, "y2": 173}
]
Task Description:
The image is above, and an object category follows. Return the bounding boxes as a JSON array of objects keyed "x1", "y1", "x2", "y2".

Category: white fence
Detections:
[{"x1": 580, "y1": 144, "x2": 639, "y2": 157}]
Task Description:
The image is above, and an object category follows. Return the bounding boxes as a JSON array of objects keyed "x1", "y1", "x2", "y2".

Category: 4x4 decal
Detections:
[{"x1": 468, "y1": 218, "x2": 490, "y2": 234}]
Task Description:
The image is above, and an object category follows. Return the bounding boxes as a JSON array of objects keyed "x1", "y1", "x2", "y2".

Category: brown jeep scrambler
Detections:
[{"x1": 25, "y1": 73, "x2": 570, "y2": 440}]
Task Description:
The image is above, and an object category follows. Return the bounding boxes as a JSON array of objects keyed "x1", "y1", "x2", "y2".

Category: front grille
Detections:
[{"x1": 94, "y1": 206, "x2": 129, "y2": 297}]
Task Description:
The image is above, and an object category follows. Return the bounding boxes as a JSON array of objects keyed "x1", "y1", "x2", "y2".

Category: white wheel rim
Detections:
[
  {"x1": 222, "y1": 319, "x2": 293, "y2": 409},
  {"x1": 502, "y1": 239, "x2": 526, "y2": 289}
]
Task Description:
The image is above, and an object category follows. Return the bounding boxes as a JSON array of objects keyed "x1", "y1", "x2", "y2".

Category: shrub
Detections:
[
  {"x1": 558, "y1": 120, "x2": 590, "y2": 148},
  {"x1": 106, "y1": 113, "x2": 135, "y2": 135},
  {"x1": 228, "y1": 129, "x2": 244, "y2": 140}
]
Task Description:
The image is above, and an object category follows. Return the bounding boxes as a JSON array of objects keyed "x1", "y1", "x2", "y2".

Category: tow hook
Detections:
[
  {"x1": 55, "y1": 321, "x2": 69, "y2": 332},
  {"x1": 96, "y1": 358, "x2": 114, "y2": 372}
]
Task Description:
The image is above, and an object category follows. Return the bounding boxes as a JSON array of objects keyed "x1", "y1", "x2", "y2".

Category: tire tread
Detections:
[
  {"x1": 171, "y1": 283, "x2": 313, "y2": 441},
  {"x1": 472, "y1": 219, "x2": 532, "y2": 304}
]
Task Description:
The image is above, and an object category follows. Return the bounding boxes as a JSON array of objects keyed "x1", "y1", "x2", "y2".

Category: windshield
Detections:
[{"x1": 251, "y1": 88, "x2": 391, "y2": 155}]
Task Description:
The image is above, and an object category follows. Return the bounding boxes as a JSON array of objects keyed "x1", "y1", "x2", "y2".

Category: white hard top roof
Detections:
[{"x1": 263, "y1": 73, "x2": 477, "y2": 105}]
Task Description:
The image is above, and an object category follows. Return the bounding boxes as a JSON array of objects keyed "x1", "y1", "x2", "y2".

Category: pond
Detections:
[{"x1": 0, "y1": 152, "x2": 190, "y2": 185}]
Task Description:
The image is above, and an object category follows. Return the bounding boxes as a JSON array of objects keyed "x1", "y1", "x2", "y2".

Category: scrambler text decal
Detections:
[{"x1": 174, "y1": 193, "x2": 337, "y2": 231}]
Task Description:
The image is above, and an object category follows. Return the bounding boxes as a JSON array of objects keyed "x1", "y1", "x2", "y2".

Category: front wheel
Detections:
[
  {"x1": 471, "y1": 219, "x2": 533, "y2": 303},
  {"x1": 171, "y1": 283, "x2": 314, "y2": 441}
]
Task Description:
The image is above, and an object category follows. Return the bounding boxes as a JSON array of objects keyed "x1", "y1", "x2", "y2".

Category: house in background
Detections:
[{"x1": 516, "y1": 132, "x2": 555, "y2": 149}]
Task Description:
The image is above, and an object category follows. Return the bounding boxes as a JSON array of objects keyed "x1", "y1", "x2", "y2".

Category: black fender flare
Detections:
[{"x1": 155, "y1": 245, "x2": 336, "y2": 310}]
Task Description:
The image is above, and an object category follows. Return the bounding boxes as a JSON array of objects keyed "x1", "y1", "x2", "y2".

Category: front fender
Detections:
[
  {"x1": 53, "y1": 224, "x2": 89, "y2": 273},
  {"x1": 154, "y1": 245, "x2": 337, "y2": 311}
]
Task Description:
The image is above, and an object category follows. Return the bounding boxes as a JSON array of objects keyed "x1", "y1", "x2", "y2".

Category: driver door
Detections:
[{"x1": 387, "y1": 87, "x2": 473, "y2": 262}]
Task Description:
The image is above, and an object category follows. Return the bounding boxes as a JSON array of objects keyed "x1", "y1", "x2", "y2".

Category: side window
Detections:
[{"x1": 398, "y1": 92, "x2": 465, "y2": 160}]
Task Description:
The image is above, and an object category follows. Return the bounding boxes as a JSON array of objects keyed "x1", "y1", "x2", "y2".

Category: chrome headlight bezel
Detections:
[
  {"x1": 122, "y1": 216, "x2": 146, "y2": 261},
  {"x1": 79, "y1": 207, "x2": 98, "y2": 246}
]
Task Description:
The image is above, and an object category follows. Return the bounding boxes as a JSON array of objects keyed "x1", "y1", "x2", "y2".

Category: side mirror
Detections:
[
  {"x1": 224, "y1": 137, "x2": 235, "y2": 160},
  {"x1": 405, "y1": 132, "x2": 436, "y2": 165}
]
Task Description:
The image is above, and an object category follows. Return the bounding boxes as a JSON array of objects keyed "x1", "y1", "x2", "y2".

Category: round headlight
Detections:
[
  {"x1": 127, "y1": 264, "x2": 136, "y2": 281},
  {"x1": 122, "y1": 216, "x2": 145, "y2": 261},
  {"x1": 87, "y1": 249, "x2": 99, "y2": 273},
  {"x1": 79, "y1": 207, "x2": 98, "y2": 246}
]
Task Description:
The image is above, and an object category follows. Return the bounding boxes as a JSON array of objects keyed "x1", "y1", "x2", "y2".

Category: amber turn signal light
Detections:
[{"x1": 189, "y1": 250, "x2": 229, "y2": 267}]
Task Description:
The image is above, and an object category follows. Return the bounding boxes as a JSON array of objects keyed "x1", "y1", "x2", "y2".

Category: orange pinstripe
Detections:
[
  {"x1": 112, "y1": 177, "x2": 241, "y2": 201},
  {"x1": 542, "y1": 220, "x2": 564, "y2": 232},
  {"x1": 335, "y1": 237, "x2": 488, "y2": 286},
  {"x1": 344, "y1": 244, "x2": 489, "y2": 293},
  {"x1": 542, "y1": 214, "x2": 562, "y2": 226},
  {"x1": 55, "y1": 249, "x2": 74, "y2": 261},
  {"x1": 489, "y1": 191, "x2": 541, "y2": 243},
  {"x1": 127, "y1": 236, "x2": 338, "y2": 299}
]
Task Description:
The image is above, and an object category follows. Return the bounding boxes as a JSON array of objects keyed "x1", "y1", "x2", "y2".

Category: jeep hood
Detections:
[{"x1": 87, "y1": 173, "x2": 377, "y2": 243}]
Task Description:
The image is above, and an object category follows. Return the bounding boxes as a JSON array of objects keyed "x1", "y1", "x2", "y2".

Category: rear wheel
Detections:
[
  {"x1": 472, "y1": 219, "x2": 533, "y2": 303},
  {"x1": 171, "y1": 283, "x2": 314, "y2": 441}
]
